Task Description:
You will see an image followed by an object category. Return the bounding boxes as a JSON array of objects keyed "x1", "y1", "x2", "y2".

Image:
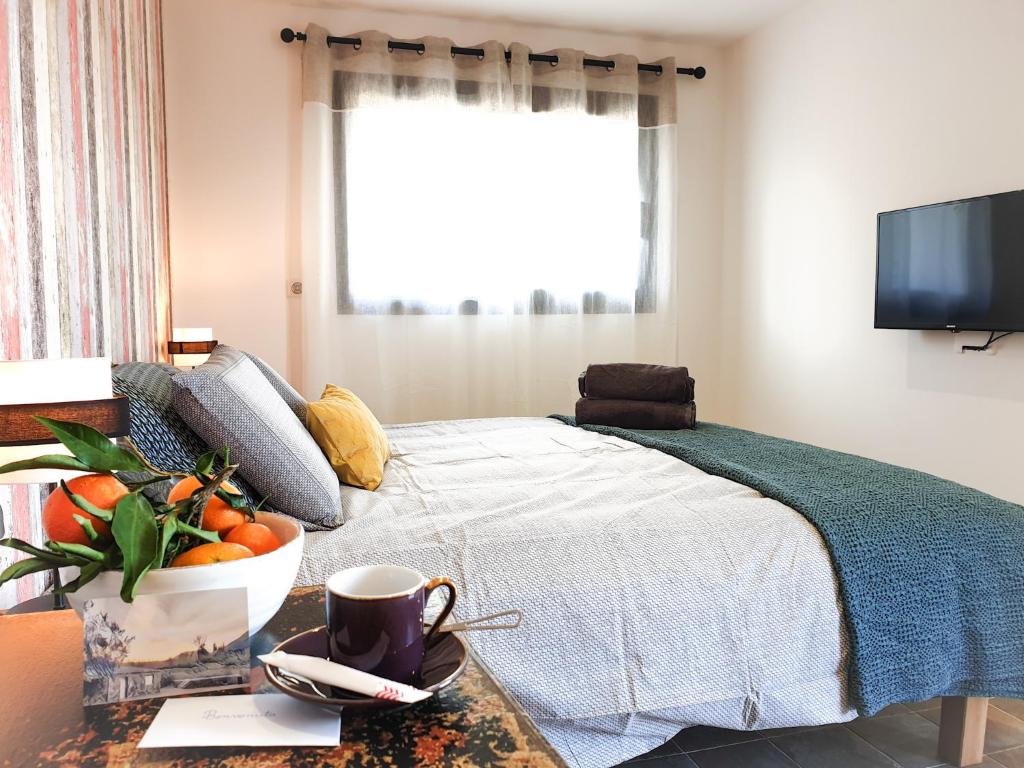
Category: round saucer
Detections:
[{"x1": 263, "y1": 626, "x2": 468, "y2": 711}]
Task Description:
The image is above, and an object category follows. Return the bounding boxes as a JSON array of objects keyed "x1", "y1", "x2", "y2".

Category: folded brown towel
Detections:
[
  {"x1": 580, "y1": 363, "x2": 695, "y2": 403},
  {"x1": 576, "y1": 398, "x2": 696, "y2": 430}
]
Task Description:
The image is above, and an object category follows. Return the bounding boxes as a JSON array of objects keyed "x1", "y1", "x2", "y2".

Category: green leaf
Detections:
[
  {"x1": 154, "y1": 512, "x2": 178, "y2": 569},
  {"x1": 0, "y1": 537, "x2": 78, "y2": 565},
  {"x1": 214, "y1": 487, "x2": 251, "y2": 510},
  {"x1": 34, "y1": 416, "x2": 147, "y2": 473},
  {"x1": 175, "y1": 520, "x2": 221, "y2": 544},
  {"x1": 0, "y1": 454, "x2": 92, "y2": 477},
  {"x1": 194, "y1": 450, "x2": 218, "y2": 476},
  {"x1": 162, "y1": 536, "x2": 187, "y2": 570},
  {"x1": 73, "y1": 514, "x2": 101, "y2": 543},
  {"x1": 47, "y1": 541, "x2": 106, "y2": 562},
  {"x1": 112, "y1": 493, "x2": 159, "y2": 602},
  {"x1": 59, "y1": 480, "x2": 114, "y2": 523},
  {"x1": 55, "y1": 560, "x2": 106, "y2": 594},
  {"x1": 0, "y1": 557, "x2": 57, "y2": 588}
]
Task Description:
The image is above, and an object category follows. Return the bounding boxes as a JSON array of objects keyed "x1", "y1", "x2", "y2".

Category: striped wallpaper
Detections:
[{"x1": 0, "y1": 0, "x2": 170, "y2": 607}]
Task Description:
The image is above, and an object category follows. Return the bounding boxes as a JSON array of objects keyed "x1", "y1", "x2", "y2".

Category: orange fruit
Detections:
[
  {"x1": 170, "y1": 542, "x2": 255, "y2": 568},
  {"x1": 167, "y1": 476, "x2": 246, "y2": 535},
  {"x1": 224, "y1": 522, "x2": 282, "y2": 556},
  {"x1": 43, "y1": 474, "x2": 128, "y2": 546}
]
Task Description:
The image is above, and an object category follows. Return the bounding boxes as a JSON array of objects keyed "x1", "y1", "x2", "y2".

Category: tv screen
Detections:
[{"x1": 875, "y1": 189, "x2": 1024, "y2": 331}]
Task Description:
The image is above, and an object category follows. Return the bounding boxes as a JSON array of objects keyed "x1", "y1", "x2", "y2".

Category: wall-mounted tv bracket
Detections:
[{"x1": 959, "y1": 330, "x2": 1016, "y2": 352}]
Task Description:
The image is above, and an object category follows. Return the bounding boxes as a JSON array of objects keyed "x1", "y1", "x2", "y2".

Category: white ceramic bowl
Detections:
[{"x1": 60, "y1": 511, "x2": 304, "y2": 634}]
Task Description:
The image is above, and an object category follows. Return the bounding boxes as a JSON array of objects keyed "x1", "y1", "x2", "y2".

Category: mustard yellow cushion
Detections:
[{"x1": 305, "y1": 385, "x2": 391, "y2": 491}]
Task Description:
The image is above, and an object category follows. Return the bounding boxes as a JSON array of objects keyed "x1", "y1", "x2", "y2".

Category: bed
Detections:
[
  {"x1": 298, "y1": 417, "x2": 856, "y2": 766},
  {"x1": 114, "y1": 357, "x2": 1019, "y2": 768}
]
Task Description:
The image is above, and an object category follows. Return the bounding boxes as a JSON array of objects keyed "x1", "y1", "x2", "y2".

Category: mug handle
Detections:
[{"x1": 423, "y1": 577, "x2": 457, "y2": 648}]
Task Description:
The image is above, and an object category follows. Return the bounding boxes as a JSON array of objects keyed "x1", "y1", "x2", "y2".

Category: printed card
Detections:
[
  {"x1": 82, "y1": 587, "x2": 249, "y2": 705},
  {"x1": 138, "y1": 694, "x2": 341, "y2": 748}
]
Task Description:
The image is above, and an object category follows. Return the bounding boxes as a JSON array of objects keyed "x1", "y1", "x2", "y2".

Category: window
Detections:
[{"x1": 332, "y1": 87, "x2": 658, "y2": 315}]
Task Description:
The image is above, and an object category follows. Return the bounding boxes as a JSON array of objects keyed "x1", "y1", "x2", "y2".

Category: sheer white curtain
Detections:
[{"x1": 300, "y1": 25, "x2": 678, "y2": 422}]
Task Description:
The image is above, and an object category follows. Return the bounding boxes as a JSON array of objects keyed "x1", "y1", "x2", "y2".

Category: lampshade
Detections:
[
  {"x1": 0, "y1": 358, "x2": 125, "y2": 485},
  {"x1": 169, "y1": 327, "x2": 216, "y2": 367}
]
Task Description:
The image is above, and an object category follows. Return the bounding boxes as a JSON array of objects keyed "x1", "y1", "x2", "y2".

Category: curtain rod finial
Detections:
[
  {"x1": 693, "y1": 66, "x2": 706, "y2": 79},
  {"x1": 280, "y1": 27, "x2": 306, "y2": 43}
]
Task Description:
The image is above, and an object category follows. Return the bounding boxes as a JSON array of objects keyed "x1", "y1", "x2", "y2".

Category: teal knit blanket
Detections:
[{"x1": 551, "y1": 416, "x2": 1024, "y2": 715}]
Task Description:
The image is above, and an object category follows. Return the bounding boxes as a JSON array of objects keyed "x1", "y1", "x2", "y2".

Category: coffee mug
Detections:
[{"x1": 326, "y1": 564, "x2": 457, "y2": 684}]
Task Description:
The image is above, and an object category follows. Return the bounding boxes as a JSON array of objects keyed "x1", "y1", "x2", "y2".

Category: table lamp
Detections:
[
  {"x1": 0, "y1": 358, "x2": 130, "y2": 610},
  {"x1": 167, "y1": 327, "x2": 216, "y2": 368}
]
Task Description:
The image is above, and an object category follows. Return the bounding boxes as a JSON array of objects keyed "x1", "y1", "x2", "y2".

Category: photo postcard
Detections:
[{"x1": 81, "y1": 587, "x2": 250, "y2": 706}]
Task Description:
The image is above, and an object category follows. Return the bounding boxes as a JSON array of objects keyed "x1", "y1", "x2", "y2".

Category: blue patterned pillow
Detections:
[
  {"x1": 112, "y1": 362, "x2": 208, "y2": 473},
  {"x1": 112, "y1": 362, "x2": 260, "y2": 506}
]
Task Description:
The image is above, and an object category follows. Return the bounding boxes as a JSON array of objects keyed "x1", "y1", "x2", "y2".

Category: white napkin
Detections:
[{"x1": 259, "y1": 651, "x2": 433, "y2": 704}]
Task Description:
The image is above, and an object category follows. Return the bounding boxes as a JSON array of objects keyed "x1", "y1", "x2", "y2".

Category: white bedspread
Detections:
[{"x1": 299, "y1": 417, "x2": 855, "y2": 767}]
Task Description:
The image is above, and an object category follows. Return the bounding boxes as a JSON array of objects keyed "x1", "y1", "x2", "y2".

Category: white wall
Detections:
[
  {"x1": 162, "y1": 0, "x2": 727, "y2": 417},
  {"x1": 721, "y1": 0, "x2": 1024, "y2": 502},
  {"x1": 166, "y1": 0, "x2": 1024, "y2": 501}
]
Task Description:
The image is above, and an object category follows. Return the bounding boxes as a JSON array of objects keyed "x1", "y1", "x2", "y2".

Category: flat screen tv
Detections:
[{"x1": 875, "y1": 189, "x2": 1024, "y2": 331}]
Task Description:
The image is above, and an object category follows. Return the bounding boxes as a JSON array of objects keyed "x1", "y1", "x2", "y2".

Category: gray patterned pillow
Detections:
[
  {"x1": 170, "y1": 347, "x2": 342, "y2": 530},
  {"x1": 236, "y1": 347, "x2": 307, "y2": 421}
]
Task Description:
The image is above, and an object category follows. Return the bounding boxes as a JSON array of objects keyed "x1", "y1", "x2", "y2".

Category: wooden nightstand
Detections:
[{"x1": 2, "y1": 585, "x2": 567, "y2": 767}]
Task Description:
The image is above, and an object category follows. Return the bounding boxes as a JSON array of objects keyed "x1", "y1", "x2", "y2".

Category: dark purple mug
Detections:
[{"x1": 326, "y1": 564, "x2": 457, "y2": 684}]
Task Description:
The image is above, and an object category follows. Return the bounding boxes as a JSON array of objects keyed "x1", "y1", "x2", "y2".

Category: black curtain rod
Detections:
[{"x1": 280, "y1": 28, "x2": 706, "y2": 79}]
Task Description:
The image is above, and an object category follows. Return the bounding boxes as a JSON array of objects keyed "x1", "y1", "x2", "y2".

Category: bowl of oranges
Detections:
[
  {"x1": 55, "y1": 475, "x2": 305, "y2": 634},
  {"x1": 1, "y1": 418, "x2": 309, "y2": 634}
]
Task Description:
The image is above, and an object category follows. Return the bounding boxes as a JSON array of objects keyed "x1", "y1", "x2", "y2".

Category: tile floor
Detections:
[{"x1": 618, "y1": 699, "x2": 1024, "y2": 768}]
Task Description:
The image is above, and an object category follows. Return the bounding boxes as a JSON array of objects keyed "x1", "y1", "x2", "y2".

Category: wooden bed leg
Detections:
[{"x1": 938, "y1": 696, "x2": 988, "y2": 767}]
